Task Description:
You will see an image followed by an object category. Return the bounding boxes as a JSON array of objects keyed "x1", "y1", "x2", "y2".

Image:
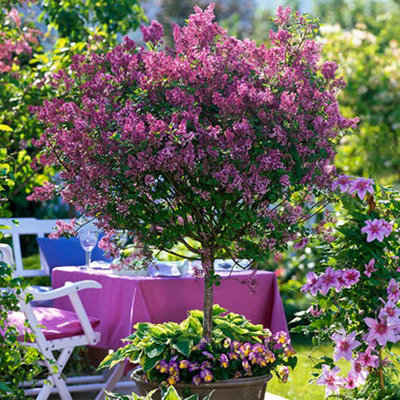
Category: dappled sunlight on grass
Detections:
[{"x1": 267, "y1": 339, "x2": 351, "y2": 400}]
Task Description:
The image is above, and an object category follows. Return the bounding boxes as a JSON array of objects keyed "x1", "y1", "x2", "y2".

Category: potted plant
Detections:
[
  {"x1": 100, "y1": 305, "x2": 295, "y2": 399},
  {"x1": 30, "y1": 3, "x2": 356, "y2": 398}
]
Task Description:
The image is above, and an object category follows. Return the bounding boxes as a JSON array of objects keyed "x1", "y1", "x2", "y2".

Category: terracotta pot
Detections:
[{"x1": 131, "y1": 368, "x2": 272, "y2": 400}]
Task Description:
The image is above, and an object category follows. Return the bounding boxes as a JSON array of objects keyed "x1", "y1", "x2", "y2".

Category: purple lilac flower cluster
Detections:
[
  {"x1": 302, "y1": 267, "x2": 360, "y2": 296},
  {"x1": 153, "y1": 333, "x2": 294, "y2": 386}
]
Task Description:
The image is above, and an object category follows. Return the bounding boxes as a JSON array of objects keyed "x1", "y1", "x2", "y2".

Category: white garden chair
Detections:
[{"x1": 11, "y1": 280, "x2": 128, "y2": 400}]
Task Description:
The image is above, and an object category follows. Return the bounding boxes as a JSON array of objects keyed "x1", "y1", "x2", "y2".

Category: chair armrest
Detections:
[
  {"x1": 26, "y1": 280, "x2": 102, "y2": 301},
  {"x1": 0, "y1": 243, "x2": 15, "y2": 265}
]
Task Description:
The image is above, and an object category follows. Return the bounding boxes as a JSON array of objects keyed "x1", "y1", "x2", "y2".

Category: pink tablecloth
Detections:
[{"x1": 52, "y1": 267, "x2": 287, "y2": 350}]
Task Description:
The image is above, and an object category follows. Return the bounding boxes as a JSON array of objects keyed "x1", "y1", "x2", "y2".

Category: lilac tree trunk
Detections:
[{"x1": 202, "y1": 251, "x2": 214, "y2": 340}]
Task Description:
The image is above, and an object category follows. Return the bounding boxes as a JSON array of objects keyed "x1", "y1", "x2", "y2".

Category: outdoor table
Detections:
[{"x1": 52, "y1": 267, "x2": 288, "y2": 350}]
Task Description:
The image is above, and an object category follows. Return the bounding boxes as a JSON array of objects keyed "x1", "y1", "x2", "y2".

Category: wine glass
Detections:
[{"x1": 79, "y1": 227, "x2": 99, "y2": 268}]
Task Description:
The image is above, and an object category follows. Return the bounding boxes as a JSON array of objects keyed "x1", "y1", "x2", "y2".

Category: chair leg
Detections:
[
  {"x1": 95, "y1": 363, "x2": 126, "y2": 400},
  {"x1": 52, "y1": 348, "x2": 74, "y2": 400},
  {"x1": 37, "y1": 381, "x2": 54, "y2": 400},
  {"x1": 35, "y1": 347, "x2": 74, "y2": 400}
]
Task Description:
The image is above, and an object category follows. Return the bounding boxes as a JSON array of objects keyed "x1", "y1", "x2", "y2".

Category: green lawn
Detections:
[
  {"x1": 267, "y1": 341, "x2": 326, "y2": 400},
  {"x1": 267, "y1": 337, "x2": 354, "y2": 400}
]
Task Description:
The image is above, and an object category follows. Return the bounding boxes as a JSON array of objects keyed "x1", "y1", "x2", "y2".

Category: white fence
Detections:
[{"x1": 0, "y1": 218, "x2": 61, "y2": 277}]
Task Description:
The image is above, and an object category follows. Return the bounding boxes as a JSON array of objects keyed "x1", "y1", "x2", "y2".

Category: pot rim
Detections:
[{"x1": 131, "y1": 366, "x2": 272, "y2": 389}]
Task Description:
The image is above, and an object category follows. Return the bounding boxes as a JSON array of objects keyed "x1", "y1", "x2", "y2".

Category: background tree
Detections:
[{"x1": 316, "y1": 0, "x2": 400, "y2": 184}]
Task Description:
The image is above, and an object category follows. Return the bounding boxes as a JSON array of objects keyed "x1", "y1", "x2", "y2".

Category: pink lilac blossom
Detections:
[
  {"x1": 98, "y1": 230, "x2": 121, "y2": 259},
  {"x1": 27, "y1": 181, "x2": 55, "y2": 202},
  {"x1": 321, "y1": 61, "x2": 338, "y2": 80},
  {"x1": 140, "y1": 20, "x2": 164, "y2": 44},
  {"x1": 331, "y1": 329, "x2": 361, "y2": 361},
  {"x1": 361, "y1": 219, "x2": 391, "y2": 242},
  {"x1": 274, "y1": 5, "x2": 291, "y2": 25},
  {"x1": 316, "y1": 364, "x2": 343, "y2": 397},
  {"x1": 348, "y1": 177, "x2": 374, "y2": 200},
  {"x1": 364, "y1": 258, "x2": 377, "y2": 278},
  {"x1": 48, "y1": 218, "x2": 77, "y2": 239},
  {"x1": 293, "y1": 237, "x2": 309, "y2": 250}
]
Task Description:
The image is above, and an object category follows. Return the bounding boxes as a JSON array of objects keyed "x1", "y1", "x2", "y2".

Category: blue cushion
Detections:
[{"x1": 37, "y1": 237, "x2": 111, "y2": 276}]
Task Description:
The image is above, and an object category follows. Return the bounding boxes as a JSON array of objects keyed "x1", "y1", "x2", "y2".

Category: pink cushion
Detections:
[{"x1": 8, "y1": 307, "x2": 100, "y2": 341}]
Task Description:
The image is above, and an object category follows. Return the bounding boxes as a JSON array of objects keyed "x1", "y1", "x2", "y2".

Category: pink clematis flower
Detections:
[
  {"x1": 361, "y1": 219, "x2": 390, "y2": 242},
  {"x1": 348, "y1": 177, "x2": 374, "y2": 200},
  {"x1": 342, "y1": 269, "x2": 360, "y2": 288},
  {"x1": 364, "y1": 258, "x2": 377, "y2": 278},
  {"x1": 332, "y1": 174, "x2": 352, "y2": 193},
  {"x1": 309, "y1": 305, "x2": 322, "y2": 317},
  {"x1": 379, "y1": 300, "x2": 400, "y2": 320},
  {"x1": 364, "y1": 317, "x2": 398, "y2": 346},
  {"x1": 316, "y1": 364, "x2": 343, "y2": 397},
  {"x1": 356, "y1": 348, "x2": 379, "y2": 368},
  {"x1": 331, "y1": 329, "x2": 361, "y2": 361},
  {"x1": 301, "y1": 271, "x2": 320, "y2": 296},
  {"x1": 349, "y1": 359, "x2": 369, "y2": 385},
  {"x1": 319, "y1": 267, "x2": 341, "y2": 295},
  {"x1": 381, "y1": 220, "x2": 393, "y2": 237},
  {"x1": 387, "y1": 279, "x2": 400, "y2": 303},
  {"x1": 343, "y1": 372, "x2": 361, "y2": 390}
]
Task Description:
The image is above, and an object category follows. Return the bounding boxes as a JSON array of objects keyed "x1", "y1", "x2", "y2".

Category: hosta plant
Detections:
[
  {"x1": 100, "y1": 306, "x2": 296, "y2": 386},
  {"x1": 30, "y1": 4, "x2": 357, "y2": 340},
  {"x1": 294, "y1": 177, "x2": 400, "y2": 399}
]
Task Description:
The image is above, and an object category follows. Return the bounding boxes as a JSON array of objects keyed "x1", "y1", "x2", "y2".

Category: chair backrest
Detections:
[
  {"x1": 37, "y1": 236, "x2": 110, "y2": 279},
  {"x1": 0, "y1": 218, "x2": 64, "y2": 277}
]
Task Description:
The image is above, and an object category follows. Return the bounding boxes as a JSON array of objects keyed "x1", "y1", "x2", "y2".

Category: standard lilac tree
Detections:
[{"x1": 30, "y1": 5, "x2": 357, "y2": 339}]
